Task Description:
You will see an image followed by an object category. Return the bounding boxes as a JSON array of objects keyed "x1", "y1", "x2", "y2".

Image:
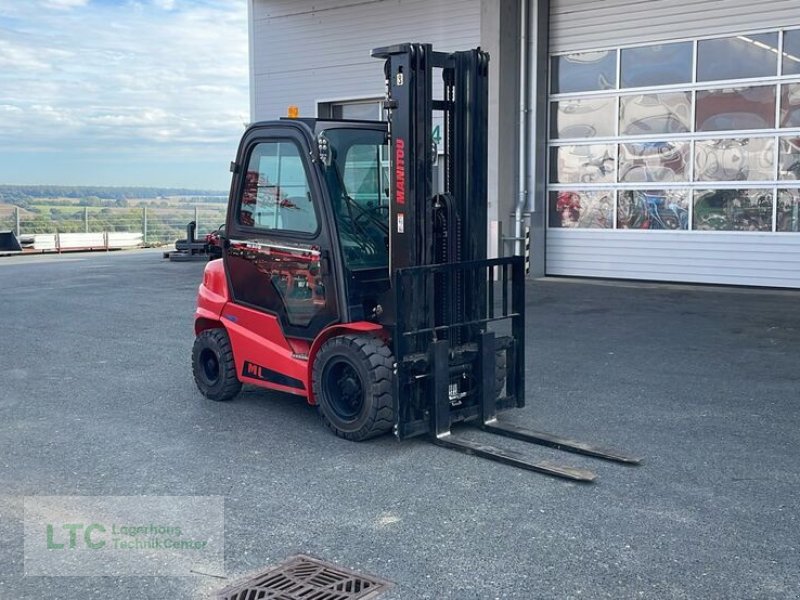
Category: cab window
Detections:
[
  {"x1": 239, "y1": 141, "x2": 318, "y2": 234},
  {"x1": 322, "y1": 128, "x2": 389, "y2": 271},
  {"x1": 343, "y1": 143, "x2": 389, "y2": 209}
]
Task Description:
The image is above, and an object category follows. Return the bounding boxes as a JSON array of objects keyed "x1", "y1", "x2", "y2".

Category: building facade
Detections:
[{"x1": 249, "y1": 0, "x2": 800, "y2": 288}]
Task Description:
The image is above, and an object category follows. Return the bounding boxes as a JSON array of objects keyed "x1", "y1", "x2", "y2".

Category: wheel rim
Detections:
[
  {"x1": 323, "y1": 359, "x2": 364, "y2": 421},
  {"x1": 199, "y1": 348, "x2": 220, "y2": 385}
]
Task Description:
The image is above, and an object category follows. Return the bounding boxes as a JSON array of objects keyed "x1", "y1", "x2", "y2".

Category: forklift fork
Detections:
[{"x1": 428, "y1": 332, "x2": 640, "y2": 483}]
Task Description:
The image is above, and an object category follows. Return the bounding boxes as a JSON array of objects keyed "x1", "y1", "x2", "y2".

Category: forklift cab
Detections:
[{"x1": 224, "y1": 117, "x2": 391, "y2": 342}]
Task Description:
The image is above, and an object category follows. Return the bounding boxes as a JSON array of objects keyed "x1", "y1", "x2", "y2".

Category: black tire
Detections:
[
  {"x1": 312, "y1": 334, "x2": 394, "y2": 441},
  {"x1": 192, "y1": 328, "x2": 242, "y2": 402}
]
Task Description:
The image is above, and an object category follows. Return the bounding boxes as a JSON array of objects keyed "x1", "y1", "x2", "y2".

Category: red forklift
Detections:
[{"x1": 191, "y1": 43, "x2": 639, "y2": 481}]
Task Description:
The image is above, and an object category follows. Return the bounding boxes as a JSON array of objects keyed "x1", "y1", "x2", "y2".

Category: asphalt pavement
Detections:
[{"x1": 1, "y1": 249, "x2": 798, "y2": 599}]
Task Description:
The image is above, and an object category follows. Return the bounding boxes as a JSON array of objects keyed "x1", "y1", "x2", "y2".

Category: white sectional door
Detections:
[{"x1": 545, "y1": 1, "x2": 800, "y2": 288}]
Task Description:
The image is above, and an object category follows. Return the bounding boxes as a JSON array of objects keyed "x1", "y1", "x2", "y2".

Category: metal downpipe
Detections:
[{"x1": 514, "y1": 0, "x2": 530, "y2": 256}]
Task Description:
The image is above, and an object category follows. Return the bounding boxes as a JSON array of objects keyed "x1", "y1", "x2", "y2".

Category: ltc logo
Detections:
[{"x1": 46, "y1": 523, "x2": 106, "y2": 550}]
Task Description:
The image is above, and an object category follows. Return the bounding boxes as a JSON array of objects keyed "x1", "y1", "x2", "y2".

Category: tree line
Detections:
[{"x1": 0, "y1": 185, "x2": 227, "y2": 205}]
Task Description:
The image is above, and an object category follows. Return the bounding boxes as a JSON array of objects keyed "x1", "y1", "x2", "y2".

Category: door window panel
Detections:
[
  {"x1": 551, "y1": 50, "x2": 617, "y2": 94},
  {"x1": 548, "y1": 190, "x2": 614, "y2": 229},
  {"x1": 321, "y1": 127, "x2": 390, "y2": 271},
  {"x1": 779, "y1": 137, "x2": 800, "y2": 180},
  {"x1": 550, "y1": 97, "x2": 616, "y2": 139},
  {"x1": 549, "y1": 144, "x2": 616, "y2": 184},
  {"x1": 697, "y1": 33, "x2": 779, "y2": 81},
  {"x1": 227, "y1": 241, "x2": 327, "y2": 329},
  {"x1": 777, "y1": 189, "x2": 800, "y2": 231},
  {"x1": 621, "y1": 42, "x2": 693, "y2": 88},
  {"x1": 782, "y1": 30, "x2": 800, "y2": 76},
  {"x1": 620, "y1": 92, "x2": 691, "y2": 135},
  {"x1": 619, "y1": 141, "x2": 689, "y2": 183},
  {"x1": 239, "y1": 141, "x2": 317, "y2": 234},
  {"x1": 617, "y1": 190, "x2": 689, "y2": 230},
  {"x1": 780, "y1": 83, "x2": 800, "y2": 128},
  {"x1": 696, "y1": 86, "x2": 776, "y2": 132},
  {"x1": 694, "y1": 138, "x2": 775, "y2": 181},
  {"x1": 693, "y1": 189, "x2": 773, "y2": 231}
]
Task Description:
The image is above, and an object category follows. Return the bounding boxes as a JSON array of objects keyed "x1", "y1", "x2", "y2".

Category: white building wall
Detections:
[{"x1": 250, "y1": 0, "x2": 481, "y2": 120}]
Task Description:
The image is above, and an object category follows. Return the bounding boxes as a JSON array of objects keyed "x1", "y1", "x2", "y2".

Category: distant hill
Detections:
[{"x1": 0, "y1": 185, "x2": 227, "y2": 204}]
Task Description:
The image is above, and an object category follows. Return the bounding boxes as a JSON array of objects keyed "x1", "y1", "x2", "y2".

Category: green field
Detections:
[
  {"x1": 0, "y1": 186, "x2": 229, "y2": 244},
  {"x1": 0, "y1": 201, "x2": 227, "y2": 244}
]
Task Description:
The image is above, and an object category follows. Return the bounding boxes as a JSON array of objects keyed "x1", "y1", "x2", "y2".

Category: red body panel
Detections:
[
  {"x1": 221, "y1": 302, "x2": 308, "y2": 396},
  {"x1": 194, "y1": 259, "x2": 387, "y2": 404},
  {"x1": 194, "y1": 259, "x2": 228, "y2": 333}
]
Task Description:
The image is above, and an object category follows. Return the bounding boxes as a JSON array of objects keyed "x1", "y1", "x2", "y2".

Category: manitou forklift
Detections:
[{"x1": 191, "y1": 43, "x2": 639, "y2": 481}]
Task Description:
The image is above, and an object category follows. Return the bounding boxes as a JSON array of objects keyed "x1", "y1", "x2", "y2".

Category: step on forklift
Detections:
[{"x1": 191, "y1": 42, "x2": 640, "y2": 481}]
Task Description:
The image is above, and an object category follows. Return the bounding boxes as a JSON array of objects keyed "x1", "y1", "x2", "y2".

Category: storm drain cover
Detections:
[{"x1": 217, "y1": 554, "x2": 391, "y2": 600}]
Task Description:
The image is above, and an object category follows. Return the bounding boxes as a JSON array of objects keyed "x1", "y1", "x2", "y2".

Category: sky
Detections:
[{"x1": 0, "y1": 0, "x2": 249, "y2": 190}]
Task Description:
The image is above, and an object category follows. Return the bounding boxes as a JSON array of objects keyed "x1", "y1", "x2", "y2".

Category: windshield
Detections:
[{"x1": 321, "y1": 127, "x2": 389, "y2": 270}]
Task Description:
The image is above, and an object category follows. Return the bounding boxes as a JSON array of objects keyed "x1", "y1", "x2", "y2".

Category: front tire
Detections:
[
  {"x1": 312, "y1": 334, "x2": 394, "y2": 441},
  {"x1": 192, "y1": 328, "x2": 242, "y2": 402}
]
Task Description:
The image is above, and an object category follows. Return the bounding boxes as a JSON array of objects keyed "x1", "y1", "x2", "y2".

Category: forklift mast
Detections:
[
  {"x1": 372, "y1": 43, "x2": 527, "y2": 441},
  {"x1": 373, "y1": 43, "x2": 491, "y2": 349},
  {"x1": 372, "y1": 43, "x2": 488, "y2": 272},
  {"x1": 369, "y1": 44, "x2": 639, "y2": 478}
]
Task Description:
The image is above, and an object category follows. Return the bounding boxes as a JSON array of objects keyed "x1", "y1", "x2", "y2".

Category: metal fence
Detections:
[{"x1": 0, "y1": 205, "x2": 227, "y2": 246}]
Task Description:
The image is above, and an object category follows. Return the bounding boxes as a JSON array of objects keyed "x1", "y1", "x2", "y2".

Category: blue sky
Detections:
[{"x1": 0, "y1": 0, "x2": 249, "y2": 190}]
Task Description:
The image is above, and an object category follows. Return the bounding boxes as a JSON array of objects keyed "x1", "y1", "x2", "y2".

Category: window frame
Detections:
[{"x1": 696, "y1": 32, "x2": 780, "y2": 83}]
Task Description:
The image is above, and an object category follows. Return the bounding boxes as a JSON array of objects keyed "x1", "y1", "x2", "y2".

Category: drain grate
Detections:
[{"x1": 217, "y1": 554, "x2": 392, "y2": 600}]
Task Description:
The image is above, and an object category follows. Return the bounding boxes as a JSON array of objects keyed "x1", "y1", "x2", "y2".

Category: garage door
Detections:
[{"x1": 545, "y1": 0, "x2": 800, "y2": 287}]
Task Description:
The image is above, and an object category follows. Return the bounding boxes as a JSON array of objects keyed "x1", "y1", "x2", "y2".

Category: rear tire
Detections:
[
  {"x1": 312, "y1": 334, "x2": 394, "y2": 441},
  {"x1": 192, "y1": 328, "x2": 242, "y2": 402}
]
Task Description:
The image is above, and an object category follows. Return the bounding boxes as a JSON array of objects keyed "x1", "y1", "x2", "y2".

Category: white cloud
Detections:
[
  {"x1": 0, "y1": 0, "x2": 250, "y2": 186},
  {"x1": 41, "y1": 0, "x2": 90, "y2": 10},
  {"x1": 0, "y1": 39, "x2": 56, "y2": 71}
]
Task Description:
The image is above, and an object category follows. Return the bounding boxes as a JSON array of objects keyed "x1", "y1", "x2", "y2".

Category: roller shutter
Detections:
[{"x1": 545, "y1": 0, "x2": 800, "y2": 288}]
